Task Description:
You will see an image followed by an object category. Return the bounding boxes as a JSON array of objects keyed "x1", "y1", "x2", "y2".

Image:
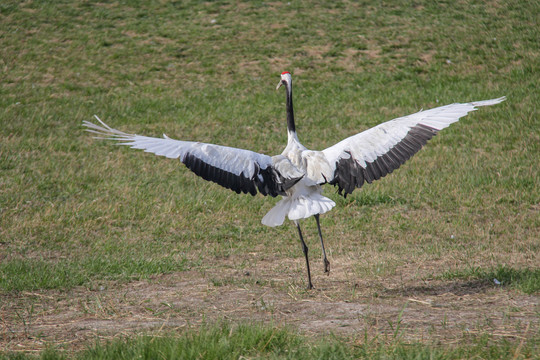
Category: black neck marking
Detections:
[{"x1": 285, "y1": 82, "x2": 296, "y2": 133}]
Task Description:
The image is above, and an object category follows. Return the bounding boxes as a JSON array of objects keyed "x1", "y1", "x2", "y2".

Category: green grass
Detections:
[
  {"x1": 0, "y1": 0, "x2": 538, "y2": 357},
  {"x1": 0, "y1": 256, "x2": 190, "y2": 292},
  {"x1": 1, "y1": 322, "x2": 537, "y2": 360}
]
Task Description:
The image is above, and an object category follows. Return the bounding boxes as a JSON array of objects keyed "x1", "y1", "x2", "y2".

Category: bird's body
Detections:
[
  {"x1": 84, "y1": 72, "x2": 505, "y2": 289},
  {"x1": 262, "y1": 129, "x2": 336, "y2": 227}
]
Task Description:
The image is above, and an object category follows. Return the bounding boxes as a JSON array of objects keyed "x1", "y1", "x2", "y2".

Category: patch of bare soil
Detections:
[{"x1": 1, "y1": 257, "x2": 538, "y2": 353}]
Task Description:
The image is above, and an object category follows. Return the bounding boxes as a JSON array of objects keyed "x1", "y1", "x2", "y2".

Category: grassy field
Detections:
[{"x1": 1, "y1": 0, "x2": 538, "y2": 358}]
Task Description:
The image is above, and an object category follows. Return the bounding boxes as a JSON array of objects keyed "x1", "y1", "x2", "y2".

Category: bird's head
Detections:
[{"x1": 276, "y1": 71, "x2": 292, "y2": 90}]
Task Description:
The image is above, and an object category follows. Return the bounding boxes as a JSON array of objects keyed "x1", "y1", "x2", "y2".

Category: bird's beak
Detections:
[{"x1": 276, "y1": 80, "x2": 283, "y2": 90}]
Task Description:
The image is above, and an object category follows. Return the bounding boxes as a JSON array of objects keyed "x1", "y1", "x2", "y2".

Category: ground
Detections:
[{"x1": 2, "y1": 256, "x2": 537, "y2": 353}]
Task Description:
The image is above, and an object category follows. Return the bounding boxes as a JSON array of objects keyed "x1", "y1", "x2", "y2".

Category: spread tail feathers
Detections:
[
  {"x1": 261, "y1": 199, "x2": 290, "y2": 227},
  {"x1": 261, "y1": 195, "x2": 336, "y2": 227}
]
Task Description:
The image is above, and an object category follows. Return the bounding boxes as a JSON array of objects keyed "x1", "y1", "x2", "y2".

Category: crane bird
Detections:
[{"x1": 84, "y1": 72, "x2": 505, "y2": 289}]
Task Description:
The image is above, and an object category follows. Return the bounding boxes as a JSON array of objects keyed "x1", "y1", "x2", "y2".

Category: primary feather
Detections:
[
  {"x1": 84, "y1": 116, "x2": 302, "y2": 197},
  {"x1": 322, "y1": 97, "x2": 506, "y2": 196}
]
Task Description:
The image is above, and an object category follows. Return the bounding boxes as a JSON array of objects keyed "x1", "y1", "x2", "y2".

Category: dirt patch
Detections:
[{"x1": 1, "y1": 256, "x2": 538, "y2": 353}]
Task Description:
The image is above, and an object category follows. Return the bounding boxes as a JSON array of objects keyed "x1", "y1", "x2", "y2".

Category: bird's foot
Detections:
[
  {"x1": 324, "y1": 258, "x2": 330, "y2": 274},
  {"x1": 307, "y1": 282, "x2": 314, "y2": 290}
]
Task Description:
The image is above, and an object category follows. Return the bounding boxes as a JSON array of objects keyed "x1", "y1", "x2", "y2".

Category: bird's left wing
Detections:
[
  {"x1": 83, "y1": 116, "x2": 302, "y2": 197},
  {"x1": 322, "y1": 97, "x2": 506, "y2": 197}
]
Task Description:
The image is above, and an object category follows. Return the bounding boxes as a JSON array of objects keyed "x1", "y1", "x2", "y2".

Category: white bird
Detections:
[{"x1": 84, "y1": 71, "x2": 505, "y2": 289}]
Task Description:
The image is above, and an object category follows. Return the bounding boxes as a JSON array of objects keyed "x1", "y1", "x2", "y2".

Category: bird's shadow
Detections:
[{"x1": 382, "y1": 278, "x2": 495, "y2": 297}]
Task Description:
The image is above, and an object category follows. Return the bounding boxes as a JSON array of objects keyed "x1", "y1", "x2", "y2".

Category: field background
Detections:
[{"x1": 1, "y1": 0, "x2": 538, "y2": 358}]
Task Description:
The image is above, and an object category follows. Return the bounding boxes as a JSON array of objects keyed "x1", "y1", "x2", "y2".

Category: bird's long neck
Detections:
[{"x1": 285, "y1": 82, "x2": 298, "y2": 142}]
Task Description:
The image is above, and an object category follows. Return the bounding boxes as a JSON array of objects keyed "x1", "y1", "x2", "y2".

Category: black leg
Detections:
[
  {"x1": 295, "y1": 221, "x2": 313, "y2": 290},
  {"x1": 314, "y1": 214, "x2": 330, "y2": 274}
]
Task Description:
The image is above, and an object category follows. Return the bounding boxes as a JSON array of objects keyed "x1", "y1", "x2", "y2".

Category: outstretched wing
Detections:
[
  {"x1": 83, "y1": 116, "x2": 303, "y2": 197},
  {"x1": 322, "y1": 97, "x2": 506, "y2": 197}
]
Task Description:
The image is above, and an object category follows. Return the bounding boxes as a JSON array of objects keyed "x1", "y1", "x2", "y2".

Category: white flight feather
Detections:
[
  {"x1": 84, "y1": 116, "x2": 274, "y2": 178},
  {"x1": 322, "y1": 97, "x2": 506, "y2": 170}
]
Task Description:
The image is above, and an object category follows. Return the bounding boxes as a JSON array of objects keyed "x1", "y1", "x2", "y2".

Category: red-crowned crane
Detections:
[{"x1": 84, "y1": 71, "x2": 505, "y2": 289}]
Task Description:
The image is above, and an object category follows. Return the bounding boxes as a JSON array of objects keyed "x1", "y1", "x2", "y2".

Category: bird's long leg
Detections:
[
  {"x1": 295, "y1": 221, "x2": 313, "y2": 290},
  {"x1": 314, "y1": 214, "x2": 330, "y2": 274}
]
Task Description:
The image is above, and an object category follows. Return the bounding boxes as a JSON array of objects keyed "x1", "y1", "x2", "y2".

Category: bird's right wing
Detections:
[
  {"x1": 322, "y1": 97, "x2": 506, "y2": 196},
  {"x1": 83, "y1": 116, "x2": 303, "y2": 197}
]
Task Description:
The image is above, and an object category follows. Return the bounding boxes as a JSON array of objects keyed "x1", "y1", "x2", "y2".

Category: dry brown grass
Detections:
[{"x1": 2, "y1": 257, "x2": 538, "y2": 353}]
